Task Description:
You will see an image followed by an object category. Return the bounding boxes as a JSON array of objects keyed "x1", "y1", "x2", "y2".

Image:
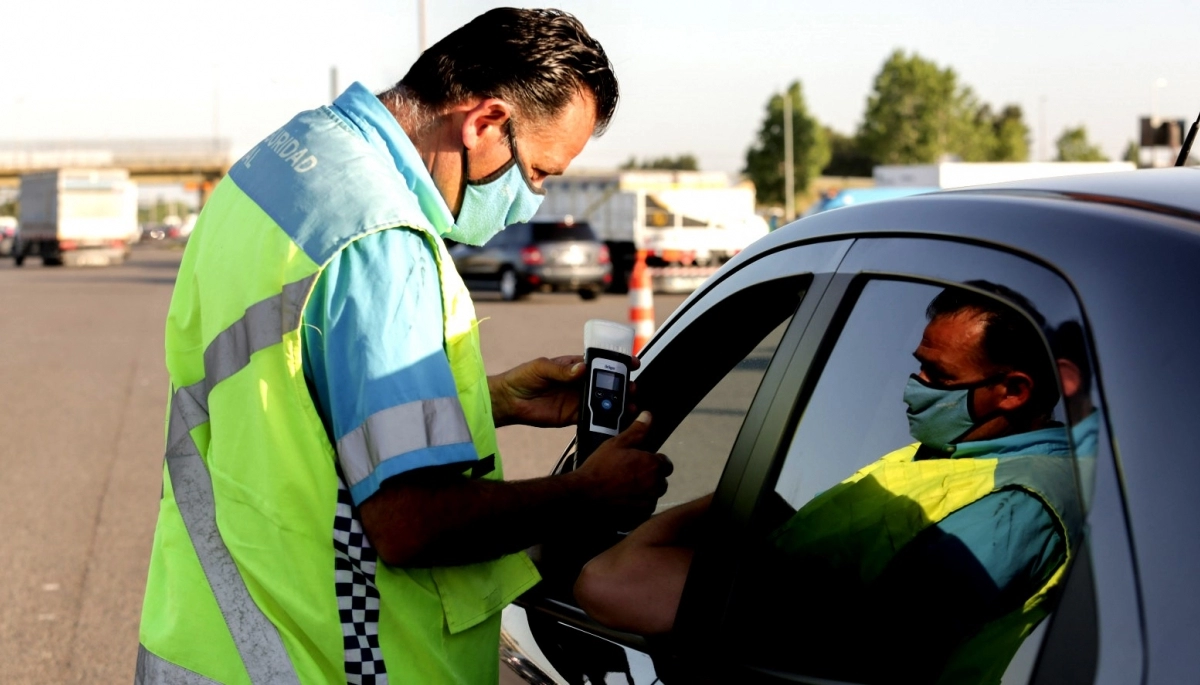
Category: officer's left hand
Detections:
[{"x1": 489, "y1": 356, "x2": 638, "y2": 429}]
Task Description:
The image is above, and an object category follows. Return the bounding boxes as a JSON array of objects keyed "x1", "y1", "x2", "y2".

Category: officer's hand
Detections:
[
  {"x1": 489, "y1": 355, "x2": 639, "y2": 429},
  {"x1": 575, "y1": 412, "x2": 672, "y2": 528}
]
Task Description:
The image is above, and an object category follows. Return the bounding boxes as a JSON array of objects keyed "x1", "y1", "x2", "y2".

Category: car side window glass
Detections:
[
  {"x1": 638, "y1": 276, "x2": 809, "y2": 512},
  {"x1": 730, "y1": 278, "x2": 1088, "y2": 685},
  {"x1": 657, "y1": 316, "x2": 792, "y2": 511}
]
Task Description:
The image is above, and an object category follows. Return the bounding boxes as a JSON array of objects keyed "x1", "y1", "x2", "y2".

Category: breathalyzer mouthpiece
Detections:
[{"x1": 583, "y1": 319, "x2": 635, "y2": 357}]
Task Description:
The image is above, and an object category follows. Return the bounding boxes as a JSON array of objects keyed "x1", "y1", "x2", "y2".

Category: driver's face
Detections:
[{"x1": 913, "y1": 310, "x2": 998, "y2": 387}]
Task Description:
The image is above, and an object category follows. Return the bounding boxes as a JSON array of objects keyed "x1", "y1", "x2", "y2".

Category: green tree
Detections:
[
  {"x1": 743, "y1": 80, "x2": 830, "y2": 206},
  {"x1": 822, "y1": 127, "x2": 874, "y2": 177},
  {"x1": 1056, "y1": 126, "x2": 1109, "y2": 162},
  {"x1": 856, "y1": 50, "x2": 1028, "y2": 165},
  {"x1": 1123, "y1": 140, "x2": 1141, "y2": 166},
  {"x1": 857, "y1": 50, "x2": 976, "y2": 164},
  {"x1": 619, "y1": 154, "x2": 700, "y2": 171},
  {"x1": 988, "y1": 105, "x2": 1030, "y2": 161}
]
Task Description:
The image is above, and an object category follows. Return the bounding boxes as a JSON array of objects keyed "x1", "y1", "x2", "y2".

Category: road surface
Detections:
[{"x1": 0, "y1": 246, "x2": 687, "y2": 683}]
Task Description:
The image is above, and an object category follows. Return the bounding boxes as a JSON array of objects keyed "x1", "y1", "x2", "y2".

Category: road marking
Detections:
[{"x1": 42, "y1": 583, "x2": 60, "y2": 592}]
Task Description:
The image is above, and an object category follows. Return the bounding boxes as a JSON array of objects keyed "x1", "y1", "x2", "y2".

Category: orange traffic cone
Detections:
[{"x1": 629, "y1": 249, "x2": 655, "y2": 354}]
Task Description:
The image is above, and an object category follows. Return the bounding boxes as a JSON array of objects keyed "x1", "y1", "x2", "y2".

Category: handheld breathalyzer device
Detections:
[{"x1": 575, "y1": 320, "x2": 635, "y2": 463}]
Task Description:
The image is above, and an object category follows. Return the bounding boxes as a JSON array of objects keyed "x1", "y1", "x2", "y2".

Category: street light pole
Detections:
[
  {"x1": 783, "y1": 89, "x2": 795, "y2": 222},
  {"x1": 1152, "y1": 78, "x2": 1168, "y2": 167},
  {"x1": 418, "y1": 0, "x2": 428, "y2": 52}
]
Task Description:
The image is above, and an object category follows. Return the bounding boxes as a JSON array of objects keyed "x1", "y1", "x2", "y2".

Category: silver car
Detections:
[{"x1": 450, "y1": 220, "x2": 612, "y2": 301}]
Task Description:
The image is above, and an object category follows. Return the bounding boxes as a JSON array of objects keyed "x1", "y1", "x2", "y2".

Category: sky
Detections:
[{"x1": 3, "y1": 0, "x2": 1199, "y2": 175}]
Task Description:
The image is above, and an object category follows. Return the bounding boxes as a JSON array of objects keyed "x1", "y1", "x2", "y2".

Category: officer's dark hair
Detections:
[
  {"x1": 398, "y1": 8, "x2": 618, "y2": 135},
  {"x1": 927, "y1": 281, "x2": 1060, "y2": 416}
]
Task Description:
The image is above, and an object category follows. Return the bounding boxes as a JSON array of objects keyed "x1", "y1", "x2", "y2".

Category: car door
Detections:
[
  {"x1": 671, "y1": 236, "x2": 1142, "y2": 684},
  {"x1": 500, "y1": 238, "x2": 854, "y2": 684}
]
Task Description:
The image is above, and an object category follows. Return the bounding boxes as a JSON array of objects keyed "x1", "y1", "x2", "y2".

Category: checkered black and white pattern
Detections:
[{"x1": 334, "y1": 478, "x2": 389, "y2": 684}]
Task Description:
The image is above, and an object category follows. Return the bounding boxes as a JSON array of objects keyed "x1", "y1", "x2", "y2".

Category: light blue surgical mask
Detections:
[
  {"x1": 444, "y1": 123, "x2": 546, "y2": 246},
  {"x1": 903, "y1": 374, "x2": 1003, "y2": 452}
]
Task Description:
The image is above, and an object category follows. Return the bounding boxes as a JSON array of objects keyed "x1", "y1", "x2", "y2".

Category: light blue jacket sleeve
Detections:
[
  {"x1": 931, "y1": 490, "x2": 1065, "y2": 593},
  {"x1": 302, "y1": 228, "x2": 478, "y2": 506}
]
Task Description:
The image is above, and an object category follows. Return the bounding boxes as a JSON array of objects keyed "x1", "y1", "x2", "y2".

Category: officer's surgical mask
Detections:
[
  {"x1": 903, "y1": 373, "x2": 1004, "y2": 452},
  {"x1": 444, "y1": 123, "x2": 545, "y2": 246}
]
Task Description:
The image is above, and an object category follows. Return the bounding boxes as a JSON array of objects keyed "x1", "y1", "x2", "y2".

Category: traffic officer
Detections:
[{"x1": 137, "y1": 8, "x2": 670, "y2": 684}]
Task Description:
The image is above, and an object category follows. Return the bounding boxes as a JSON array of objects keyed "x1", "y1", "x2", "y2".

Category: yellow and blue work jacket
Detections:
[
  {"x1": 770, "y1": 431, "x2": 1084, "y2": 684},
  {"x1": 137, "y1": 82, "x2": 539, "y2": 684}
]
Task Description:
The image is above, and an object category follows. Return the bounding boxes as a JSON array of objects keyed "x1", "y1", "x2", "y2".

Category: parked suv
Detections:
[{"x1": 450, "y1": 219, "x2": 611, "y2": 301}]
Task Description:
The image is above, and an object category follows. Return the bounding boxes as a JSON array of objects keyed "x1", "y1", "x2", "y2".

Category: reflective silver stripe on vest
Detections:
[
  {"x1": 157, "y1": 274, "x2": 316, "y2": 684},
  {"x1": 136, "y1": 644, "x2": 221, "y2": 685},
  {"x1": 336, "y1": 397, "x2": 474, "y2": 488}
]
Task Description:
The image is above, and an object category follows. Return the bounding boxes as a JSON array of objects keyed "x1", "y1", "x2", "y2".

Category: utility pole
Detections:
[
  {"x1": 782, "y1": 88, "x2": 795, "y2": 222},
  {"x1": 330, "y1": 66, "x2": 339, "y2": 102},
  {"x1": 418, "y1": 0, "x2": 428, "y2": 52},
  {"x1": 212, "y1": 63, "x2": 221, "y2": 154},
  {"x1": 1039, "y1": 96, "x2": 1047, "y2": 162}
]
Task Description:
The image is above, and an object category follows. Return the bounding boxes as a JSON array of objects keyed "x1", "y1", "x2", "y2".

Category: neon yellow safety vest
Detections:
[
  {"x1": 137, "y1": 102, "x2": 540, "y2": 684},
  {"x1": 771, "y1": 443, "x2": 1083, "y2": 684}
]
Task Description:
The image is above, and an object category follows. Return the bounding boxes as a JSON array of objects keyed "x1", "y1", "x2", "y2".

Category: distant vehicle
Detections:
[
  {"x1": 450, "y1": 219, "x2": 611, "y2": 301},
  {"x1": 873, "y1": 161, "x2": 1136, "y2": 190},
  {"x1": 802, "y1": 187, "x2": 940, "y2": 216},
  {"x1": 13, "y1": 168, "x2": 137, "y2": 267},
  {"x1": 0, "y1": 216, "x2": 16, "y2": 257},
  {"x1": 177, "y1": 213, "x2": 198, "y2": 239},
  {"x1": 537, "y1": 171, "x2": 769, "y2": 291}
]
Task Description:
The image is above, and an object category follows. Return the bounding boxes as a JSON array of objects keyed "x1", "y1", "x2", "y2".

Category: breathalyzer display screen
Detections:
[
  {"x1": 589, "y1": 366, "x2": 626, "y2": 431},
  {"x1": 595, "y1": 371, "x2": 620, "y2": 391}
]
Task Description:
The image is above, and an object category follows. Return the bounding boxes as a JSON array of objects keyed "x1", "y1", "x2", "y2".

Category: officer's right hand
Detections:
[{"x1": 575, "y1": 412, "x2": 672, "y2": 526}]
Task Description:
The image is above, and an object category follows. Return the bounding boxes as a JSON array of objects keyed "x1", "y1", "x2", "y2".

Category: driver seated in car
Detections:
[{"x1": 574, "y1": 283, "x2": 1083, "y2": 684}]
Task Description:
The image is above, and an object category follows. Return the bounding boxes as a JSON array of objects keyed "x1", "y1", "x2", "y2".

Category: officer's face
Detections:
[
  {"x1": 470, "y1": 89, "x2": 597, "y2": 191},
  {"x1": 442, "y1": 89, "x2": 597, "y2": 215}
]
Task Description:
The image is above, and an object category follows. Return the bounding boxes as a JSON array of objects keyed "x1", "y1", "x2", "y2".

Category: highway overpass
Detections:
[{"x1": 0, "y1": 139, "x2": 235, "y2": 205}]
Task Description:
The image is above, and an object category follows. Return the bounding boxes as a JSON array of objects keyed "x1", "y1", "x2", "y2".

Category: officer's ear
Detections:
[{"x1": 461, "y1": 98, "x2": 512, "y2": 151}]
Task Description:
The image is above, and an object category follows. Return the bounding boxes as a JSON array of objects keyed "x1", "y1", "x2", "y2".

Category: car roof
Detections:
[{"x1": 945, "y1": 166, "x2": 1200, "y2": 218}]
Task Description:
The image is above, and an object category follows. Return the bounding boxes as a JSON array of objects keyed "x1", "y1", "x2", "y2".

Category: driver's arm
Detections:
[{"x1": 574, "y1": 494, "x2": 713, "y2": 634}]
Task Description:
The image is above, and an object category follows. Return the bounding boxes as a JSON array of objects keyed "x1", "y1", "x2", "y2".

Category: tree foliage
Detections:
[
  {"x1": 856, "y1": 50, "x2": 1028, "y2": 165},
  {"x1": 822, "y1": 127, "x2": 874, "y2": 177},
  {"x1": 1122, "y1": 140, "x2": 1141, "y2": 166},
  {"x1": 619, "y1": 154, "x2": 699, "y2": 171},
  {"x1": 1056, "y1": 126, "x2": 1109, "y2": 162},
  {"x1": 743, "y1": 80, "x2": 830, "y2": 206}
]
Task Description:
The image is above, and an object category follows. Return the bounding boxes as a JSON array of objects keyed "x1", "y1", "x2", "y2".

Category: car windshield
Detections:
[{"x1": 531, "y1": 222, "x2": 596, "y2": 242}]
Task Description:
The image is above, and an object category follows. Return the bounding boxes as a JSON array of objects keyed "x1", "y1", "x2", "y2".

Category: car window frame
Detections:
[
  {"x1": 675, "y1": 235, "x2": 1143, "y2": 685},
  {"x1": 511, "y1": 238, "x2": 853, "y2": 660}
]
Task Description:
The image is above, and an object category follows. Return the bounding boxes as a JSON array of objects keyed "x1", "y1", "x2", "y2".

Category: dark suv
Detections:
[{"x1": 450, "y1": 220, "x2": 611, "y2": 301}]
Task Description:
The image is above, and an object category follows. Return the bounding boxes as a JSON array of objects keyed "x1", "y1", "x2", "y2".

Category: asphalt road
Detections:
[{"x1": 0, "y1": 245, "x2": 687, "y2": 684}]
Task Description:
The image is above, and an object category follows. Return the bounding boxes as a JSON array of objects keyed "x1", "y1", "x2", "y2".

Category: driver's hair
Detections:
[{"x1": 927, "y1": 281, "x2": 1060, "y2": 417}]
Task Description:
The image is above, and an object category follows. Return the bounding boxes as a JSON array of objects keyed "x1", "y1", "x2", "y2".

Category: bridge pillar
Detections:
[{"x1": 198, "y1": 175, "x2": 220, "y2": 208}]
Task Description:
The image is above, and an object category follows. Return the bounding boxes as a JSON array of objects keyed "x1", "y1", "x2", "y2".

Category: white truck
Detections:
[
  {"x1": 536, "y1": 170, "x2": 769, "y2": 290},
  {"x1": 873, "y1": 161, "x2": 1137, "y2": 189},
  {"x1": 15, "y1": 168, "x2": 138, "y2": 267}
]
